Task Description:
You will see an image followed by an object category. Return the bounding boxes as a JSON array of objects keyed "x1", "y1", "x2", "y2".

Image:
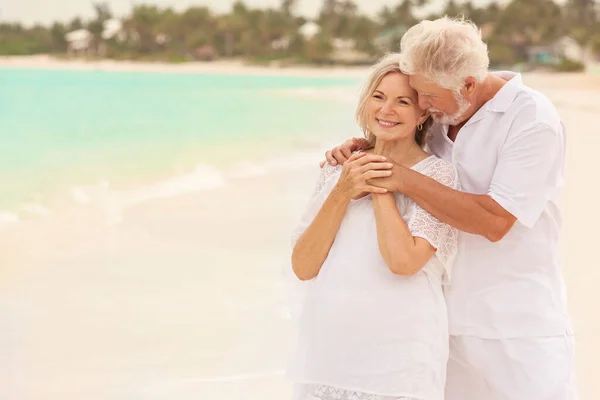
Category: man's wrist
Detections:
[{"x1": 394, "y1": 165, "x2": 417, "y2": 194}]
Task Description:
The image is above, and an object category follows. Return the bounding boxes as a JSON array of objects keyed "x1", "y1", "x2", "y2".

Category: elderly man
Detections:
[{"x1": 324, "y1": 17, "x2": 577, "y2": 400}]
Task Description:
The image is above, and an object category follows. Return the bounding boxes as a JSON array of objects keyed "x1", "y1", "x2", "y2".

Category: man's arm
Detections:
[
  {"x1": 387, "y1": 167, "x2": 516, "y2": 242},
  {"x1": 322, "y1": 138, "x2": 514, "y2": 241},
  {"x1": 370, "y1": 122, "x2": 562, "y2": 242}
]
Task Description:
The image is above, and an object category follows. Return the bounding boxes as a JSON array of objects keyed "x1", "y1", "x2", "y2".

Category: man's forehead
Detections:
[{"x1": 409, "y1": 74, "x2": 440, "y2": 91}]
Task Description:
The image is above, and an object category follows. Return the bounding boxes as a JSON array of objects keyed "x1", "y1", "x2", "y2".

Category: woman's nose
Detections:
[{"x1": 380, "y1": 101, "x2": 394, "y2": 114}]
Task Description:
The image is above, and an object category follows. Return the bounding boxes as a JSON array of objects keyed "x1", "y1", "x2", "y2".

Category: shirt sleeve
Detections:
[
  {"x1": 488, "y1": 121, "x2": 564, "y2": 229},
  {"x1": 406, "y1": 160, "x2": 460, "y2": 282}
]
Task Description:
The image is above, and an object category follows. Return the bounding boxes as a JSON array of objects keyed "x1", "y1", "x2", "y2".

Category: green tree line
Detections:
[{"x1": 1, "y1": 0, "x2": 599, "y2": 68}]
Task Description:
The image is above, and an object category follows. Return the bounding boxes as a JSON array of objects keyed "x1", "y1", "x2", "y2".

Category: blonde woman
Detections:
[{"x1": 287, "y1": 54, "x2": 459, "y2": 400}]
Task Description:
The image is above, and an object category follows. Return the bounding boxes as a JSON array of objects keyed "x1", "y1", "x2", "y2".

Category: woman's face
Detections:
[{"x1": 366, "y1": 72, "x2": 427, "y2": 142}]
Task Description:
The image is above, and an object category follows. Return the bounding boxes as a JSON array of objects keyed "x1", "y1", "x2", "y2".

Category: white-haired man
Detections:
[{"x1": 324, "y1": 17, "x2": 577, "y2": 400}]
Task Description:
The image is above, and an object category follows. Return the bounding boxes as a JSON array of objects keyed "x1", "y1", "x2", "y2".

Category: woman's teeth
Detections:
[{"x1": 377, "y1": 119, "x2": 399, "y2": 127}]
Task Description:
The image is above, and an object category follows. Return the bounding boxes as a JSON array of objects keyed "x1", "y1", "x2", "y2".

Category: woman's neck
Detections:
[{"x1": 373, "y1": 138, "x2": 428, "y2": 168}]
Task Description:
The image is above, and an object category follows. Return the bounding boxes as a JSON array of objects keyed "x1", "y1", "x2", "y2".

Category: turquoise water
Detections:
[{"x1": 0, "y1": 68, "x2": 359, "y2": 210}]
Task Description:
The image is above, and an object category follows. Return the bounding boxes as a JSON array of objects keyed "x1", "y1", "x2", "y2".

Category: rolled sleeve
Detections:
[{"x1": 488, "y1": 122, "x2": 564, "y2": 229}]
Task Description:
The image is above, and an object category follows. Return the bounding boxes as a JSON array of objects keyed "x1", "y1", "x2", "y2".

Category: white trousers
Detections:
[{"x1": 445, "y1": 335, "x2": 578, "y2": 400}]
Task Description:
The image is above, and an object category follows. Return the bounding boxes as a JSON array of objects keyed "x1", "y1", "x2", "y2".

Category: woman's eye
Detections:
[
  {"x1": 399, "y1": 100, "x2": 409, "y2": 105},
  {"x1": 373, "y1": 95, "x2": 383, "y2": 99}
]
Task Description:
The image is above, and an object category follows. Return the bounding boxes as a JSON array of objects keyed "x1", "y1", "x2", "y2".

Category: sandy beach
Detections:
[{"x1": 0, "y1": 57, "x2": 599, "y2": 399}]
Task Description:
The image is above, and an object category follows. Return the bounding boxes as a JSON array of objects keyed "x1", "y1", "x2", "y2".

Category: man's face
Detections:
[{"x1": 409, "y1": 74, "x2": 470, "y2": 126}]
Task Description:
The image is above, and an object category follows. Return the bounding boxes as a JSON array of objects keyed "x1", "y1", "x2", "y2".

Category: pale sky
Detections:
[{"x1": 1, "y1": 0, "x2": 507, "y2": 26}]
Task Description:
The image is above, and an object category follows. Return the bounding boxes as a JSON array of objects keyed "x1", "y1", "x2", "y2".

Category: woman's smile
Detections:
[{"x1": 375, "y1": 118, "x2": 400, "y2": 128}]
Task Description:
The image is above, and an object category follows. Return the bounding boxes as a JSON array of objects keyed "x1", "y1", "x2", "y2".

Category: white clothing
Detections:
[
  {"x1": 288, "y1": 155, "x2": 459, "y2": 400},
  {"x1": 445, "y1": 335, "x2": 578, "y2": 400},
  {"x1": 292, "y1": 384, "x2": 422, "y2": 400},
  {"x1": 427, "y1": 72, "x2": 572, "y2": 339}
]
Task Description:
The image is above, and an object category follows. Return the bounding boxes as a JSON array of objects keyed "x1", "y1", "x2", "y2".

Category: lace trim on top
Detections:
[
  {"x1": 409, "y1": 158, "x2": 459, "y2": 266},
  {"x1": 308, "y1": 384, "x2": 421, "y2": 400},
  {"x1": 315, "y1": 163, "x2": 342, "y2": 193}
]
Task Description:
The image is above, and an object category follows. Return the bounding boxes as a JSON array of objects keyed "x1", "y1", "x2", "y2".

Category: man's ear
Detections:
[{"x1": 463, "y1": 77, "x2": 477, "y2": 96}]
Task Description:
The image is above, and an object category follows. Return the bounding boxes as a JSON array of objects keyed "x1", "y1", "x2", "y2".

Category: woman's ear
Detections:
[{"x1": 419, "y1": 110, "x2": 430, "y2": 126}]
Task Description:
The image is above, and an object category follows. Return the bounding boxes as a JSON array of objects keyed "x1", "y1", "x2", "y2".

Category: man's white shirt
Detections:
[{"x1": 428, "y1": 72, "x2": 572, "y2": 339}]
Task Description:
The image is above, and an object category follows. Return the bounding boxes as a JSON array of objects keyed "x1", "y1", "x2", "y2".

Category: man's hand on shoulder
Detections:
[{"x1": 320, "y1": 137, "x2": 372, "y2": 168}]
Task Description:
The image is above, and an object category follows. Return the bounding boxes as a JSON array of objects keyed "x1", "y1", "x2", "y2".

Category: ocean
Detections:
[{"x1": 0, "y1": 68, "x2": 362, "y2": 224}]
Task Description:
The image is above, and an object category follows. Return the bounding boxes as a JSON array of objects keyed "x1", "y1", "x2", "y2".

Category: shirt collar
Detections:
[
  {"x1": 461, "y1": 71, "x2": 521, "y2": 127},
  {"x1": 485, "y1": 71, "x2": 522, "y2": 112}
]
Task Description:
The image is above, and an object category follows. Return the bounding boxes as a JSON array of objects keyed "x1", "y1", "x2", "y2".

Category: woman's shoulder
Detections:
[
  {"x1": 417, "y1": 155, "x2": 459, "y2": 188},
  {"x1": 422, "y1": 154, "x2": 455, "y2": 170}
]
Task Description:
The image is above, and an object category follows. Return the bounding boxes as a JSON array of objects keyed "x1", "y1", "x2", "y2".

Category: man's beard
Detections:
[{"x1": 429, "y1": 92, "x2": 470, "y2": 126}]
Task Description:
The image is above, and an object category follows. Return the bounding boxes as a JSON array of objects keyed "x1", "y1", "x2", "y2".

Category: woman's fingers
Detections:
[
  {"x1": 346, "y1": 152, "x2": 367, "y2": 163},
  {"x1": 364, "y1": 185, "x2": 388, "y2": 194},
  {"x1": 351, "y1": 154, "x2": 388, "y2": 167},
  {"x1": 360, "y1": 162, "x2": 394, "y2": 173},
  {"x1": 364, "y1": 170, "x2": 393, "y2": 179}
]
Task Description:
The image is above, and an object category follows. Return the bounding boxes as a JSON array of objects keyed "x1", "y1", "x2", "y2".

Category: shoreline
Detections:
[
  {"x1": 0, "y1": 55, "x2": 373, "y2": 78},
  {"x1": 2, "y1": 55, "x2": 600, "y2": 84}
]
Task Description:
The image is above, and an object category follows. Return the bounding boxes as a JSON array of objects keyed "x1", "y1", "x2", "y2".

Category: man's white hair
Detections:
[{"x1": 399, "y1": 16, "x2": 489, "y2": 91}]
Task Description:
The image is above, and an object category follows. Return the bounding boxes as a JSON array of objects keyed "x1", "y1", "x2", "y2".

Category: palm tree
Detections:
[
  {"x1": 122, "y1": 5, "x2": 164, "y2": 56},
  {"x1": 564, "y1": 0, "x2": 599, "y2": 47},
  {"x1": 87, "y1": 2, "x2": 112, "y2": 56},
  {"x1": 49, "y1": 22, "x2": 68, "y2": 53}
]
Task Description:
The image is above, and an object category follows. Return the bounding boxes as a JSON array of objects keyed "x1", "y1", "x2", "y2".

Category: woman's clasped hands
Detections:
[{"x1": 333, "y1": 153, "x2": 393, "y2": 200}]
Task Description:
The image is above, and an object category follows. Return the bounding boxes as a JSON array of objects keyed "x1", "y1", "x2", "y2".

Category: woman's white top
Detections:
[{"x1": 287, "y1": 155, "x2": 459, "y2": 400}]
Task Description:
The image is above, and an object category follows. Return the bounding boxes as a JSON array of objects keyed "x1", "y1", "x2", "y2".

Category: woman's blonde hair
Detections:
[
  {"x1": 399, "y1": 16, "x2": 489, "y2": 91},
  {"x1": 355, "y1": 53, "x2": 432, "y2": 148}
]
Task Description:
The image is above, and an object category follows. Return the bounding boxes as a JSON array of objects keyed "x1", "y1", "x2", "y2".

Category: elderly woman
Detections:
[{"x1": 287, "y1": 53, "x2": 459, "y2": 400}]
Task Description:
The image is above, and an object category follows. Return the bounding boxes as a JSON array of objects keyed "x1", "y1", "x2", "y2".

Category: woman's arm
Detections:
[
  {"x1": 292, "y1": 153, "x2": 393, "y2": 280},
  {"x1": 291, "y1": 188, "x2": 350, "y2": 280},
  {"x1": 371, "y1": 193, "x2": 435, "y2": 275}
]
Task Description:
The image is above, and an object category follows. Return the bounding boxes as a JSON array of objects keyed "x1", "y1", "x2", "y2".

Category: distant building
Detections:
[
  {"x1": 299, "y1": 22, "x2": 320, "y2": 40},
  {"x1": 331, "y1": 38, "x2": 372, "y2": 64},
  {"x1": 271, "y1": 36, "x2": 291, "y2": 51},
  {"x1": 155, "y1": 34, "x2": 170, "y2": 45},
  {"x1": 65, "y1": 19, "x2": 124, "y2": 56},
  {"x1": 527, "y1": 36, "x2": 588, "y2": 65},
  {"x1": 102, "y1": 19, "x2": 123, "y2": 41},
  {"x1": 65, "y1": 29, "x2": 93, "y2": 56},
  {"x1": 332, "y1": 38, "x2": 355, "y2": 52}
]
